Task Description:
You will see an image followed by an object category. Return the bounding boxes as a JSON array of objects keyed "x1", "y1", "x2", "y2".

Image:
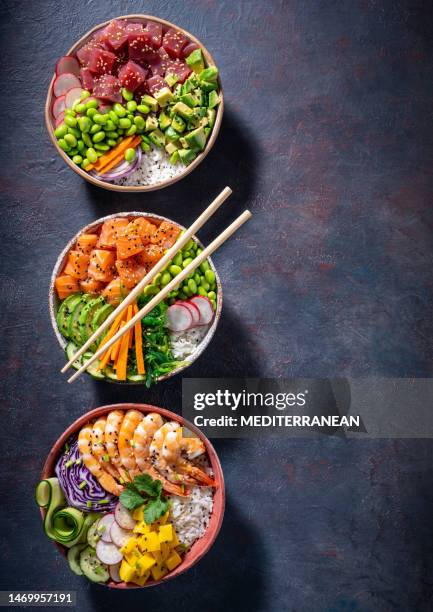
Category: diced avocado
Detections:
[
  {"x1": 169, "y1": 150, "x2": 180, "y2": 164},
  {"x1": 185, "y1": 49, "x2": 205, "y2": 73},
  {"x1": 154, "y1": 87, "x2": 174, "y2": 107},
  {"x1": 180, "y1": 93, "x2": 198, "y2": 108},
  {"x1": 204, "y1": 127, "x2": 211, "y2": 138},
  {"x1": 181, "y1": 80, "x2": 194, "y2": 95},
  {"x1": 141, "y1": 95, "x2": 158, "y2": 112},
  {"x1": 200, "y1": 80, "x2": 218, "y2": 92},
  {"x1": 158, "y1": 112, "x2": 171, "y2": 131},
  {"x1": 171, "y1": 114, "x2": 186, "y2": 133},
  {"x1": 178, "y1": 148, "x2": 198, "y2": 165},
  {"x1": 193, "y1": 106, "x2": 207, "y2": 118},
  {"x1": 200, "y1": 66, "x2": 218, "y2": 82},
  {"x1": 195, "y1": 88, "x2": 207, "y2": 106},
  {"x1": 148, "y1": 128, "x2": 165, "y2": 148},
  {"x1": 145, "y1": 115, "x2": 159, "y2": 132},
  {"x1": 208, "y1": 90, "x2": 220, "y2": 109},
  {"x1": 199, "y1": 117, "x2": 209, "y2": 128},
  {"x1": 165, "y1": 73, "x2": 178, "y2": 88},
  {"x1": 173, "y1": 83, "x2": 182, "y2": 98},
  {"x1": 165, "y1": 125, "x2": 181, "y2": 141},
  {"x1": 186, "y1": 116, "x2": 200, "y2": 131},
  {"x1": 185, "y1": 126, "x2": 206, "y2": 151},
  {"x1": 179, "y1": 136, "x2": 188, "y2": 149},
  {"x1": 172, "y1": 101, "x2": 194, "y2": 120},
  {"x1": 165, "y1": 142, "x2": 178, "y2": 155},
  {"x1": 207, "y1": 108, "x2": 216, "y2": 128}
]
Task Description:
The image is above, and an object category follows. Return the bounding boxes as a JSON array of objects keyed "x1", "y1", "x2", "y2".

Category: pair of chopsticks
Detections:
[{"x1": 62, "y1": 186, "x2": 251, "y2": 383}]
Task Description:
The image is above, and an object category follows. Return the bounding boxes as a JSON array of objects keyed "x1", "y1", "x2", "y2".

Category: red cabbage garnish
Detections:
[{"x1": 55, "y1": 437, "x2": 117, "y2": 513}]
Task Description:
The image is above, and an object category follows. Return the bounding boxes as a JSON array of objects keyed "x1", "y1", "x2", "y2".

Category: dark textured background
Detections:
[{"x1": 1, "y1": 1, "x2": 433, "y2": 610}]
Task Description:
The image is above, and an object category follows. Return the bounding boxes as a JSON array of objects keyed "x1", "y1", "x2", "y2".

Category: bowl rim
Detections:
[
  {"x1": 40, "y1": 402, "x2": 225, "y2": 589},
  {"x1": 45, "y1": 14, "x2": 224, "y2": 192},
  {"x1": 49, "y1": 211, "x2": 223, "y2": 384}
]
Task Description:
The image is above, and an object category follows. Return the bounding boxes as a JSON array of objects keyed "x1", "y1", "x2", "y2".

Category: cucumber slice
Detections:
[
  {"x1": 104, "y1": 366, "x2": 118, "y2": 381},
  {"x1": 35, "y1": 478, "x2": 66, "y2": 541},
  {"x1": 127, "y1": 373, "x2": 146, "y2": 382},
  {"x1": 78, "y1": 512, "x2": 100, "y2": 544},
  {"x1": 67, "y1": 543, "x2": 87, "y2": 576},
  {"x1": 82, "y1": 352, "x2": 105, "y2": 380},
  {"x1": 87, "y1": 520, "x2": 101, "y2": 548},
  {"x1": 79, "y1": 296, "x2": 105, "y2": 345},
  {"x1": 65, "y1": 343, "x2": 82, "y2": 370},
  {"x1": 79, "y1": 546, "x2": 109, "y2": 583},
  {"x1": 56, "y1": 293, "x2": 82, "y2": 339},
  {"x1": 68, "y1": 295, "x2": 92, "y2": 345}
]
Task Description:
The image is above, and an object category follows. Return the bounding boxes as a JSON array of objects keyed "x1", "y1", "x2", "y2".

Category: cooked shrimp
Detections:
[
  {"x1": 104, "y1": 410, "x2": 130, "y2": 482},
  {"x1": 78, "y1": 424, "x2": 123, "y2": 496},
  {"x1": 133, "y1": 413, "x2": 164, "y2": 471},
  {"x1": 165, "y1": 428, "x2": 215, "y2": 486},
  {"x1": 91, "y1": 417, "x2": 121, "y2": 481},
  {"x1": 118, "y1": 409, "x2": 143, "y2": 474}
]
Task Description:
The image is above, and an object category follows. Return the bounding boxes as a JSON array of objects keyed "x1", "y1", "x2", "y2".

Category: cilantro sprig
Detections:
[{"x1": 120, "y1": 474, "x2": 168, "y2": 524}]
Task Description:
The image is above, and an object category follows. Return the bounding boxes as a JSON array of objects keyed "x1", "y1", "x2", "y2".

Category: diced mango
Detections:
[
  {"x1": 166, "y1": 550, "x2": 182, "y2": 571},
  {"x1": 125, "y1": 548, "x2": 141, "y2": 567},
  {"x1": 138, "y1": 531, "x2": 161, "y2": 553},
  {"x1": 151, "y1": 563, "x2": 169, "y2": 581},
  {"x1": 171, "y1": 529, "x2": 180, "y2": 548},
  {"x1": 120, "y1": 537, "x2": 138, "y2": 555},
  {"x1": 132, "y1": 571, "x2": 150, "y2": 586},
  {"x1": 152, "y1": 549, "x2": 163, "y2": 565},
  {"x1": 119, "y1": 560, "x2": 136, "y2": 583},
  {"x1": 134, "y1": 521, "x2": 151, "y2": 534},
  {"x1": 158, "y1": 524, "x2": 173, "y2": 543},
  {"x1": 160, "y1": 542, "x2": 171, "y2": 562},
  {"x1": 132, "y1": 506, "x2": 144, "y2": 521},
  {"x1": 135, "y1": 553, "x2": 156, "y2": 574}
]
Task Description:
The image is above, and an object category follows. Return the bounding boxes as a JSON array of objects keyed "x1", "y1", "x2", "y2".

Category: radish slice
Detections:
[
  {"x1": 166, "y1": 304, "x2": 193, "y2": 332},
  {"x1": 56, "y1": 55, "x2": 80, "y2": 77},
  {"x1": 189, "y1": 296, "x2": 214, "y2": 325},
  {"x1": 96, "y1": 540, "x2": 123, "y2": 565},
  {"x1": 53, "y1": 73, "x2": 81, "y2": 97},
  {"x1": 55, "y1": 112, "x2": 65, "y2": 127},
  {"x1": 109, "y1": 562, "x2": 122, "y2": 583},
  {"x1": 65, "y1": 87, "x2": 83, "y2": 109},
  {"x1": 110, "y1": 521, "x2": 132, "y2": 548},
  {"x1": 182, "y1": 300, "x2": 200, "y2": 327},
  {"x1": 52, "y1": 95, "x2": 66, "y2": 118},
  {"x1": 98, "y1": 514, "x2": 115, "y2": 542},
  {"x1": 114, "y1": 502, "x2": 136, "y2": 530}
]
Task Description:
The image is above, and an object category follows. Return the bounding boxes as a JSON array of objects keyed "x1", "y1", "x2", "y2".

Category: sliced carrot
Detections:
[
  {"x1": 116, "y1": 305, "x2": 133, "y2": 381},
  {"x1": 133, "y1": 303, "x2": 145, "y2": 375},
  {"x1": 111, "y1": 320, "x2": 125, "y2": 364},
  {"x1": 96, "y1": 137, "x2": 141, "y2": 175},
  {"x1": 86, "y1": 137, "x2": 135, "y2": 172},
  {"x1": 97, "y1": 309, "x2": 127, "y2": 370}
]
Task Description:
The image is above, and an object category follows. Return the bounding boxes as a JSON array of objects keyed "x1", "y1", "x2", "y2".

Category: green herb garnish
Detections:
[{"x1": 120, "y1": 473, "x2": 168, "y2": 524}]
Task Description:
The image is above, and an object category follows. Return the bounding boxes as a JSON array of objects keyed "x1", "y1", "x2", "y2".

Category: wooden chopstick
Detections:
[
  {"x1": 67, "y1": 210, "x2": 252, "y2": 383},
  {"x1": 61, "y1": 186, "x2": 232, "y2": 373}
]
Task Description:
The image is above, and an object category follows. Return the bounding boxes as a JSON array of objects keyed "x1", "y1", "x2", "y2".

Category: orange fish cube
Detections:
[
  {"x1": 55, "y1": 275, "x2": 80, "y2": 300},
  {"x1": 77, "y1": 233, "x2": 98, "y2": 254},
  {"x1": 101, "y1": 278, "x2": 129, "y2": 306},
  {"x1": 88, "y1": 249, "x2": 116, "y2": 282},
  {"x1": 98, "y1": 218, "x2": 129, "y2": 249},
  {"x1": 63, "y1": 250, "x2": 90, "y2": 280},
  {"x1": 151, "y1": 221, "x2": 180, "y2": 249}
]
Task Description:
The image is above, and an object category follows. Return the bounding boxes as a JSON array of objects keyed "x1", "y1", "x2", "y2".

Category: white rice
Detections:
[
  {"x1": 169, "y1": 486, "x2": 214, "y2": 548},
  {"x1": 170, "y1": 325, "x2": 210, "y2": 360},
  {"x1": 113, "y1": 145, "x2": 185, "y2": 186}
]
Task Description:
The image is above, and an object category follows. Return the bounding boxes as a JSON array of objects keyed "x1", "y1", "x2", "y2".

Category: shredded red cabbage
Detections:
[{"x1": 55, "y1": 437, "x2": 117, "y2": 513}]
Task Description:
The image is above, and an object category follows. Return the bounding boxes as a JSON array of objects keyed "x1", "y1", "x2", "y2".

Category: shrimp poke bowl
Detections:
[
  {"x1": 45, "y1": 15, "x2": 223, "y2": 191},
  {"x1": 49, "y1": 212, "x2": 222, "y2": 385},
  {"x1": 36, "y1": 404, "x2": 224, "y2": 588}
]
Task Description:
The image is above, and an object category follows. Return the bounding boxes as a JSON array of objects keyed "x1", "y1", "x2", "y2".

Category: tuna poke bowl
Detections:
[
  {"x1": 36, "y1": 404, "x2": 224, "y2": 588},
  {"x1": 49, "y1": 212, "x2": 222, "y2": 385},
  {"x1": 45, "y1": 15, "x2": 223, "y2": 191}
]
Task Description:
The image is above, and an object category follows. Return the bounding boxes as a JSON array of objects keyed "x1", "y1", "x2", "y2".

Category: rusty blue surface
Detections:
[{"x1": 1, "y1": 1, "x2": 433, "y2": 610}]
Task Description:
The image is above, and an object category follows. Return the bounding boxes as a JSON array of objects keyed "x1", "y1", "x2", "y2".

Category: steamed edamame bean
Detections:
[
  {"x1": 95, "y1": 143, "x2": 109, "y2": 151},
  {"x1": 93, "y1": 113, "x2": 108, "y2": 125},
  {"x1": 172, "y1": 253, "x2": 183, "y2": 267},
  {"x1": 80, "y1": 90, "x2": 91, "y2": 101},
  {"x1": 122, "y1": 88, "x2": 133, "y2": 101},
  {"x1": 64, "y1": 133, "x2": 77, "y2": 148},
  {"x1": 64, "y1": 115, "x2": 77, "y2": 128},
  {"x1": 68, "y1": 126, "x2": 81, "y2": 139},
  {"x1": 58, "y1": 138, "x2": 70, "y2": 152},
  {"x1": 107, "y1": 139, "x2": 117, "y2": 147},
  {"x1": 54, "y1": 124, "x2": 68, "y2": 138},
  {"x1": 137, "y1": 104, "x2": 150, "y2": 114},
  {"x1": 72, "y1": 155, "x2": 83, "y2": 165},
  {"x1": 85, "y1": 99, "x2": 98, "y2": 110},
  {"x1": 169, "y1": 264, "x2": 182, "y2": 276},
  {"x1": 188, "y1": 279, "x2": 197, "y2": 293},
  {"x1": 90, "y1": 124, "x2": 100, "y2": 134},
  {"x1": 200, "y1": 261, "x2": 210, "y2": 273},
  {"x1": 78, "y1": 116, "x2": 92, "y2": 133},
  {"x1": 134, "y1": 115, "x2": 145, "y2": 130},
  {"x1": 124, "y1": 148, "x2": 136, "y2": 163},
  {"x1": 82, "y1": 132, "x2": 92, "y2": 147},
  {"x1": 205, "y1": 269, "x2": 215, "y2": 284},
  {"x1": 86, "y1": 148, "x2": 97, "y2": 164},
  {"x1": 208, "y1": 291, "x2": 216, "y2": 300},
  {"x1": 113, "y1": 103, "x2": 126, "y2": 117},
  {"x1": 92, "y1": 131, "x2": 106, "y2": 143},
  {"x1": 119, "y1": 117, "x2": 131, "y2": 129},
  {"x1": 127, "y1": 100, "x2": 137, "y2": 112},
  {"x1": 182, "y1": 257, "x2": 193, "y2": 268},
  {"x1": 86, "y1": 107, "x2": 97, "y2": 118},
  {"x1": 198, "y1": 287, "x2": 207, "y2": 297},
  {"x1": 75, "y1": 103, "x2": 86, "y2": 114},
  {"x1": 161, "y1": 272, "x2": 171, "y2": 286}
]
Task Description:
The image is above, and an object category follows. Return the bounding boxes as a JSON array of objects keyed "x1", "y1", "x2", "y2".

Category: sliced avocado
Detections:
[
  {"x1": 67, "y1": 295, "x2": 92, "y2": 345},
  {"x1": 180, "y1": 93, "x2": 198, "y2": 108},
  {"x1": 200, "y1": 80, "x2": 218, "y2": 93},
  {"x1": 165, "y1": 73, "x2": 178, "y2": 88},
  {"x1": 92, "y1": 303, "x2": 114, "y2": 333},
  {"x1": 165, "y1": 125, "x2": 181, "y2": 142},
  {"x1": 185, "y1": 126, "x2": 206, "y2": 151},
  {"x1": 148, "y1": 128, "x2": 165, "y2": 148},
  {"x1": 145, "y1": 115, "x2": 159, "y2": 132},
  {"x1": 78, "y1": 296, "x2": 105, "y2": 345},
  {"x1": 56, "y1": 293, "x2": 82, "y2": 339},
  {"x1": 208, "y1": 90, "x2": 220, "y2": 109},
  {"x1": 165, "y1": 142, "x2": 178, "y2": 155},
  {"x1": 172, "y1": 101, "x2": 194, "y2": 120},
  {"x1": 141, "y1": 94, "x2": 158, "y2": 112},
  {"x1": 154, "y1": 87, "x2": 174, "y2": 108},
  {"x1": 199, "y1": 117, "x2": 209, "y2": 128},
  {"x1": 169, "y1": 150, "x2": 180, "y2": 164},
  {"x1": 158, "y1": 112, "x2": 171, "y2": 131},
  {"x1": 199, "y1": 66, "x2": 218, "y2": 82},
  {"x1": 207, "y1": 108, "x2": 216, "y2": 129},
  {"x1": 178, "y1": 148, "x2": 198, "y2": 165},
  {"x1": 171, "y1": 114, "x2": 186, "y2": 133}
]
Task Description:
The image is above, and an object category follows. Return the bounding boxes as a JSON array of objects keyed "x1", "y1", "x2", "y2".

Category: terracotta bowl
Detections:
[
  {"x1": 49, "y1": 211, "x2": 222, "y2": 384},
  {"x1": 45, "y1": 14, "x2": 224, "y2": 192},
  {"x1": 40, "y1": 403, "x2": 225, "y2": 588}
]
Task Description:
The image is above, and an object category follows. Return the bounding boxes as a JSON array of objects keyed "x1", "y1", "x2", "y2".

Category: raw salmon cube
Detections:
[
  {"x1": 137, "y1": 244, "x2": 165, "y2": 266},
  {"x1": 80, "y1": 277, "x2": 104, "y2": 294},
  {"x1": 116, "y1": 258, "x2": 147, "y2": 289},
  {"x1": 55, "y1": 275, "x2": 80, "y2": 300},
  {"x1": 116, "y1": 228, "x2": 145, "y2": 260},
  {"x1": 88, "y1": 249, "x2": 116, "y2": 282},
  {"x1": 102, "y1": 278, "x2": 129, "y2": 306},
  {"x1": 150, "y1": 221, "x2": 180, "y2": 249},
  {"x1": 77, "y1": 233, "x2": 98, "y2": 254},
  {"x1": 63, "y1": 250, "x2": 90, "y2": 280},
  {"x1": 98, "y1": 218, "x2": 129, "y2": 249}
]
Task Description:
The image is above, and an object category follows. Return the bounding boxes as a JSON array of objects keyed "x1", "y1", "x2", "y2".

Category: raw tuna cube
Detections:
[
  {"x1": 182, "y1": 41, "x2": 199, "y2": 59},
  {"x1": 165, "y1": 59, "x2": 191, "y2": 84},
  {"x1": 128, "y1": 29, "x2": 154, "y2": 62},
  {"x1": 146, "y1": 74, "x2": 167, "y2": 94},
  {"x1": 125, "y1": 22, "x2": 144, "y2": 34},
  {"x1": 88, "y1": 48, "x2": 116, "y2": 75},
  {"x1": 162, "y1": 29, "x2": 188, "y2": 59},
  {"x1": 112, "y1": 50, "x2": 128, "y2": 76},
  {"x1": 101, "y1": 19, "x2": 129, "y2": 51},
  {"x1": 80, "y1": 67, "x2": 94, "y2": 91},
  {"x1": 146, "y1": 21, "x2": 163, "y2": 48},
  {"x1": 118, "y1": 60, "x2": 147, "y2": 91},
  {"x1": 76, "y1": 41, "x2": 101, "y2": 67},
  {"x1": 93, "y1": 74, "x2": 121, "y2": 103},
  {"x1": 147, "y1": 47, "x2": 170, "y2": 76}
]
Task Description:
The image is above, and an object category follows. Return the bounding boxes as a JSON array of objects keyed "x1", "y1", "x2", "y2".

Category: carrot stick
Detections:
[
  {"x1": 133, "y1": 303, "x2": 145, "y2": 375},
  {"x1": 111, "y1": 321, "x2": 125, "y2": 365},
  {"x1": 116, "y1": 305, "x2": 133, "y2": 380},
  {"x1": 96, "y1": 137, "x2": 141, "y2": 175},
  {"x1": 86, "y1": 137, "x2": 136, "y2": 172},
  {"x1": 97, "y1": 310, "x2": 125, "y2": 370}
]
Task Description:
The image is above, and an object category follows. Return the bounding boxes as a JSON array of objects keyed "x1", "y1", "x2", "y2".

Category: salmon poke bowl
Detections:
[
  {"x1": 36, "y1": 404, "x2": 225, "y2": 588},
  {"x1": 49, "y1": 212, "x2": 222, "y2": 385},
  {"x1": 45, "y1": 15, "x2": 223, "y2": 191}
]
